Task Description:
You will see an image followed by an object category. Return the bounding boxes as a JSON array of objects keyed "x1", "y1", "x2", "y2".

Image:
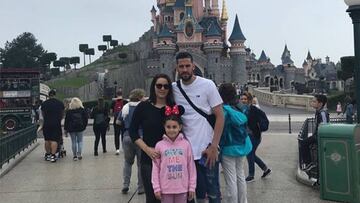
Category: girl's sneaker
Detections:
[{"x1": 73, "y1": 156, "x2": 78, "y2": 161}]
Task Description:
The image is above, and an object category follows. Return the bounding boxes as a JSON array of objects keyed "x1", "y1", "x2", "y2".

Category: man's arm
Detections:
[{"x1": 204, "y1": 104, "x2": 224, "y2": 167}]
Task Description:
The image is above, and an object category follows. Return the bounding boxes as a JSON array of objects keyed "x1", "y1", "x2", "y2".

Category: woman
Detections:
[
  {"x1": 91, "y1": 98, "x2": 110, "y2": 156},
  {"x1": 64, "y1": 97, "x2": 88, "y2": 161},
  {"x1": 218, "y1": 84, "x2": 252, "y2": 203},
  {"x1": 240, "y1": 92, "x2": 271, "y2": 182},
  {"x1": 130, "y1": 74, "x2": 175, "y2": 203}
]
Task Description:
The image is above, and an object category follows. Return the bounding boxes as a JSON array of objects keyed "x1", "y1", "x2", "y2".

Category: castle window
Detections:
[
  {"x1": 223, "y1": 73, "x2": 226, "y2": 83},
  {"x1": 180, "y1": 12, "x2": 184, "y2": 21},
  {"x1": 163, "y1": 41, "x2": 167, "y2": 45},
  {"x1": 215, "y1": 58, "x2": 218, "y2": 63},
  {"x1": 162, "y1": 63, "x2": 165, "y2": 68}
]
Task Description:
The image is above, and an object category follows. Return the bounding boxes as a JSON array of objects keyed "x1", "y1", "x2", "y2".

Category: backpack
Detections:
[
  {"x1": 70, "y1": 111, "x2": 85, "y2": 131},
  {"x1": 113, "y1": 100, "x2": 123, "y2": 116},
  {"x1": 256, "y1": 107, "x2": 269, "y2": 132},
  {"x1": 222, "y1": 105, "x2": 248, "y2": 145}
]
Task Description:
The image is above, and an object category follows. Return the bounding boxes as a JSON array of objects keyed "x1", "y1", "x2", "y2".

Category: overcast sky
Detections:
[{"x1": 0, "y1": 0, "x2": 354, "y2": 67}]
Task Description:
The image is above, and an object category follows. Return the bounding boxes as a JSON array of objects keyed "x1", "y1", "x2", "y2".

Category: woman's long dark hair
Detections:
[{"x1": 149, "y1": 74, "x2": 175, "y2": 106}]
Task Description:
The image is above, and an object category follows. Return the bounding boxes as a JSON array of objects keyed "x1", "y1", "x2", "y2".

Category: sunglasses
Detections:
[{"x1": 155, "y1": 84, "x2": 170, "y2": 90}]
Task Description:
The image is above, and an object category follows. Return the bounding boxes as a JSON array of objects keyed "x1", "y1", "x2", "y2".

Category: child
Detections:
[{"x1": 151, "y1": 105, "x2": 196, "y2": 203}]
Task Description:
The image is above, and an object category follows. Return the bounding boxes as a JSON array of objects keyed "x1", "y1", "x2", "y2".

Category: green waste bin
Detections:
[{"x1": 318, "y1": 124, "x2": 360, "y2": 203}]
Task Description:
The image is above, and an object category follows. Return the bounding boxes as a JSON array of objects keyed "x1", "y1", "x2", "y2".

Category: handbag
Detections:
[{"x1": 176, "y1": 80, "x2": 216, "y2": 129}]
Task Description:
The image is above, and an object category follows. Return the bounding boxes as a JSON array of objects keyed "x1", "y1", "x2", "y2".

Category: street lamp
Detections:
[
  {"x1": 113, "y1": 80, "x2": 118, "y2": 98},
  {"x1": 345, "y1": 0, "x2": 360, "y2": 123}
]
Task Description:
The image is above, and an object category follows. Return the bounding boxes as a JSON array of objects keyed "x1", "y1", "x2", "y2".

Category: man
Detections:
[
  {"x1": 117, "y1": 89, "x2": 145, "y2": 195},
  {"x1": 172, "y1": 52, "x2": 224, "y2": 203},
  {"x1": 41, "y1": 90, "x2": 64, "y2": 162},
  {"x1": 111, "y1": 90, "x2": 124, "y2": 155},
  {"x1": 300, "y1": 94, "x2": 329, "y2": 171}
]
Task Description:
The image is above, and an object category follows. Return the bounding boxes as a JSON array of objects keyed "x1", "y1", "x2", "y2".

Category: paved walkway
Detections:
[{"x1": 0, "y1": 130, "x2": 338, "y2": 203}]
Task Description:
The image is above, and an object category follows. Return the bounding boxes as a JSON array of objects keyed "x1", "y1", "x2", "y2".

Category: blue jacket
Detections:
[{"x1": 220, "y1": 105, "x2": 252, "y2": 157}]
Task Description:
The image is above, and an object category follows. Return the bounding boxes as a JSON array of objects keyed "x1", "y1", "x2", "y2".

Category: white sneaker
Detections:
[{"x1": 115, "y1": 150, "x2": 120, "y2": 155}]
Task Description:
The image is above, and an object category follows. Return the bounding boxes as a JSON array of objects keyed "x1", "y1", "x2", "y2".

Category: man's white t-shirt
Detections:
[{"x1": 172, "y1": 77, "x2": 223, "y2": 160}]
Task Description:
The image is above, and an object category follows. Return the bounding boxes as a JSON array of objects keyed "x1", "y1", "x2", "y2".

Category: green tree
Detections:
[
  {"x1": 103, "y1": 35, "x2": 112, "y2": 49},
  {"x1": 70, "y1": 56, "x2": 80, "y2": 70},
  {"x1": 98, "y1": 45, "x2": 107, "y2": 54},
  {"x1": 0, "y1": 32, "x2": 46, "y2": 68},
  {"x1": 85, "y1": 48, "x2": 95, "y2": 63},
  {"x1": 338, "y1": 56, "x2": 355, "y2": 81},
  {"x1": 40, "y1": 52, "x2": 57, "y2": 74},
  {"x1": 79, "y1": 44, "x2": 88, "y2": 66}
]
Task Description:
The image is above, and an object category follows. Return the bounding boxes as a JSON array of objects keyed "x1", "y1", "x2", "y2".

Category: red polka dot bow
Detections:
[{"x1": 165, "y1": 105, "x2": 180, "y2": 116}]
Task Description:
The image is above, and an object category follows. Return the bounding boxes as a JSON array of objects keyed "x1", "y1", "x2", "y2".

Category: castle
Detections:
[{"x1": 83, "y1": 0, "x2": 342, "y2": 100}]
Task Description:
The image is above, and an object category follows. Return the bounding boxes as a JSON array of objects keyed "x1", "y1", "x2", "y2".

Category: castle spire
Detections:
[
  {"x1": 306, "y1": 50, "x2": 312, "y2": 60},
  {"x1": 258, "y1": 50, "x2": 268, "y2": 63},
  {"x1": 221, "y1": 0, "x2": 228, "y2": 21},
  {"x1": 229, "y1": 14, "x2": 246, "y2": 42}
]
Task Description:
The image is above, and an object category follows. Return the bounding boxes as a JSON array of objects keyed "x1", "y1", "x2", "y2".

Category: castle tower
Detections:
[
  {"x1": 281, "y1": 44, "x2": 294, "y2": 66},
  {"x1": 211, "y1": 0, "x2": 220, "y2": 17},
  {"x1": 151, "y1": 6, "x2": 157, "y2": 26},
  {"x1": 205, "y1": 0, "x2": 211, "y2": 15},
  {"x1": 302, "y1": 60, "x2": 309, "y2": 76},
  {"x1": 220, "y1": 0, "x2": 228, "y2": 42},
  {"x1": 258, "y1": 50, "x2": 269, "y2": 64},
  {"x1": 306, "y1": 50, "x2": 313, "y2": 65},
  {"x1": 229, "y1": 15, "x2": 247, "y2": 85},
  {"x1": 192, "y1": 0, "x2": 204, "y2": 20},
  {"x1": 156, "y1": 24, "x2": 177, "y2": 79},
  {"x1": 173, "y1": 0, "x2": 185, "y2": 26},
  {"x1": 204, "y1": 22, "x2": 223, "y2": 83}
]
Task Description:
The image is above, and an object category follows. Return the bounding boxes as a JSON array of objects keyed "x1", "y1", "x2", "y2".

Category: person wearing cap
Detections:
[
  {"x1": 41, "y1": 90, "x2": 65, "y2": 163},
  {"x1": 117, "y1": 88, "x2": 145, "y2": 195}
]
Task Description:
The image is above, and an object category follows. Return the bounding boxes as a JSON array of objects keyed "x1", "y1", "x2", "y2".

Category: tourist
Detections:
[
  {"x1": 299, "y1": 94, "x2": 329, "y2": 171},
  {"x1": 151, "y1": 105, "x2": 196, "y2": 202},
  {"x1": 218, "y1": 84, "x2": 252, "y2": 203},
  {"x1": 252, "y1": 95, "x2": 260, "y2": 109},
  {"x1": 64, "y1": 97, "x2": 88, "y2": 161},
  {"x1": 91, "y1": 98, "x2": 110, "y2": 156},
  {"x1": 240, "y1": 92, "x2": 271, "y2": 182},
  {"x1": 336, "y1": 101, "x2": 342, "y2": 116},
  {"x1": 41, "y1": 89, "x2": 65, "y2": 163},
  {"x1": 130, "y1": 74, "x2": 175, "y2": 203},
  {"x1": 111, "y1": 90, "x2": 124, "y2": 155},
  {"x1": 117, "y1": 89, "x2": 145, "y2": 195},
  {"x1": 172, "y1": 51, "x2": 224, "y2": 203},
  {"x1": 345, "y1": 100, "x2": 355, "y2": 124}
]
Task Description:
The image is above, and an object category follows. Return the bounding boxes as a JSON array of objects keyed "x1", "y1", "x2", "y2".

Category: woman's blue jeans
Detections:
[{"x1": 69, "y1": 131, "x2": 84, "y2": 156}]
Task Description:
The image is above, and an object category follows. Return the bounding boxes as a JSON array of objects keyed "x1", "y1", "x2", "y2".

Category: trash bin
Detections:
[{"x1": 318, "y1": 124, "x2": 360, "y2": 203}]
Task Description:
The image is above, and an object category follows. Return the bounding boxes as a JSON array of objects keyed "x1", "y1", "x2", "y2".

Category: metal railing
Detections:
[{"x1": 1, "y1": 125, "x2": 37, "y2": 168}]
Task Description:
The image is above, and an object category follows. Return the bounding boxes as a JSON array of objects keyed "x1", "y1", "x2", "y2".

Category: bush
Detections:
[{"x1": 83, "y1": 100, "x2": 112, "y2": 110}]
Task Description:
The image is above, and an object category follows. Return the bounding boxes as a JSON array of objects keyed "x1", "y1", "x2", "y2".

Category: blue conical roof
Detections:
[
  {"x1": 258, "y1": 50, "x2": 268, "y2": 63},
  {"x1": 174, "y1": 0, "x2": 185, "y2": 8},
  {"x1": 158, "y1": 24, "x2": 173, "y2": 38},
  {"x1": 229, "y1": 15, "x2": 246, "y2": 41},
  {"x1": 206, "y1": 22, "x2": 221, "y2": 37}
]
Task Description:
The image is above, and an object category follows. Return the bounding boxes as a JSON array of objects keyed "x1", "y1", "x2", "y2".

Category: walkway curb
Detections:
[{"x1": 0, "y1": 141, "x2": 40, "y2": 178}]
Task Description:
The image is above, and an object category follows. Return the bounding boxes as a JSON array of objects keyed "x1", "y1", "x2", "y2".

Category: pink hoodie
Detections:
[{"x1": 151, "y1": 133, "x2": 197, "y2": 194}]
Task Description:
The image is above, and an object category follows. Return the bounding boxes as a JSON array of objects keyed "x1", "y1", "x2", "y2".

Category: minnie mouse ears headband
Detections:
[{"x1": 164, "y1": 105, "x2": 185, "y2": 117}]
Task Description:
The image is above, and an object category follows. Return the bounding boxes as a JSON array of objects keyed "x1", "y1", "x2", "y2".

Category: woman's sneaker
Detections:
[
  {"x1": 261, "y1": 168, "x2": 272, "y2": 178},
  {"x1": 246, "y1": 176, "x2": 255, "y2": 182},
  {"x1": 44, "y1": 153, "x2": 51, "y2": 161},
  {"x1": 73, "y1": 156, "x2": 78, "y2": 161}
]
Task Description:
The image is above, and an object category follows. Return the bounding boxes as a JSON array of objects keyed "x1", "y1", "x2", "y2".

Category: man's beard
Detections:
[{"x1": 180, "y1": 73, "x2": 193, "y2": 82}]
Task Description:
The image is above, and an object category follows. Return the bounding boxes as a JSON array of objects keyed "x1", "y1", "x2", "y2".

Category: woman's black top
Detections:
[{"x1": 129, "y1": 101, "x2": 165, "y2": 165}]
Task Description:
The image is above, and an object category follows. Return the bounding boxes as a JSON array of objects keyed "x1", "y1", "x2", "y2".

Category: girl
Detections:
[
  {"x1": 130, "y1": 74, "x2": 175, "y2": 203},
  {"x1": 64, "y1": 97, "x2": 88, "y2": 161},
  {"x1": 151, "y1": 105, "x2": 196, "y2": 203},
  {"x1": 240, "y1": 92, "x2": 271, "y2": 182},
  {"x1": 91, "y1": 98, "x2": 110, "y2": 156}
]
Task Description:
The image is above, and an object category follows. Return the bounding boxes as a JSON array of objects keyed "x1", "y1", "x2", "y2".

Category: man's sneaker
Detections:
[
  {"x1": 138, "y1": 188, "x2": 145, "y2": 195},
  {"x1": 50, "y1": 155, "x2": 56, "y2": 163},
  {"x1": 122, "y1": 187, "x2": 129, "y2": 194},
  {"x1": 94, "y1": 151, "x2": 98, "y2": 156},
  {"x1": 73, "y1": 156, "x2": 78, "y2": 161},
  {"x1": 261, "y1": 168, "x2": 272, "y2": 178},
  {"x1": 78, "y1": 156, "x2": 82, "y2": 160},
  {"x1": 115, "y1": 150, "x2": 120, "y2": 155},
  {"x1": 246, "y1": 176, "x2": 255, "y2": 182},
  {"x1": 45, "y1": 153, "x2": 51, "y2": 161}
]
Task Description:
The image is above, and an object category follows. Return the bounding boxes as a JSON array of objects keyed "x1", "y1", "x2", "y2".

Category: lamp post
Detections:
[
  {"x1": 113, "y1": 80, "x2": 118, "y2": 98},
  {"x1": 345, "y1": 0, "x2": 360, "y2": 123}
]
